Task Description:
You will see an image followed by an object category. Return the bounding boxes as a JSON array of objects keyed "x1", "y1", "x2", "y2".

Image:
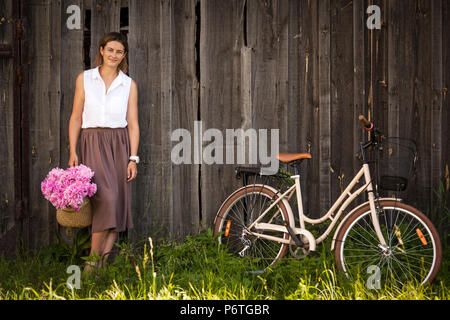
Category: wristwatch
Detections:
[{"x1": 129, "y1": 156, "x2": 140, "y2": 164}]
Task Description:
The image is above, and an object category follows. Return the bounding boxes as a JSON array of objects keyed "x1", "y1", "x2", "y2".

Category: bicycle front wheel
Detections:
[
  {"x1": 335, "y1": 201, "x2": 442, "y2": 286},
  {"x1": 214, "y1": 185, "x2": 290, "y2": 270}
]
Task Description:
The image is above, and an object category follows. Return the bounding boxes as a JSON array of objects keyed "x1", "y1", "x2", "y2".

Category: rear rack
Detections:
[{"x1": 234, "y1": 166, "x2": 293, "y2": 191}]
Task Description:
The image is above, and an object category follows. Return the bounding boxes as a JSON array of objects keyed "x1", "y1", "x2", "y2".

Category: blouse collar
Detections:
[{"x1": 92, "y1": 65, "x2": 125, "y2": 87}]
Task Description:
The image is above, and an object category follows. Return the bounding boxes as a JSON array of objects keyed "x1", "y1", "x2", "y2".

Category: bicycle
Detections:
[{"x1": 213, "y1": 115, "x2": 442, "y2": 286}]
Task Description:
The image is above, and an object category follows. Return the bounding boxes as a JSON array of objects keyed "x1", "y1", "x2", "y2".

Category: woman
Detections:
[{"x1": 68, "y1": 32, "x2": 140, "y2": 274}]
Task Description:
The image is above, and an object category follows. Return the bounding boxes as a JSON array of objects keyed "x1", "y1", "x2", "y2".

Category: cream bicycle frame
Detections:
[{"x1": 244, "y1": 163, "x2": 389, "y2": 251}]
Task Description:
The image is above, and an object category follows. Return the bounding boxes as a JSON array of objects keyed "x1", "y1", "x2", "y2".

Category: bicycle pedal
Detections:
[{"x1": 309, "y1": 251, "x2": 321, "y2": 258}]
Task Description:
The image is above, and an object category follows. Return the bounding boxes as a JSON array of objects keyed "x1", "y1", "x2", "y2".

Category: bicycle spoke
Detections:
[
  {"x1": 394, "y1": 251, "x2": 433, "y2": 265},
  {"x1": 390, "y1": 253, "x2": 424, "y2": 280},
  {"x1": 356, "y1": 216, "x2": 384, "y2": 245},
  {"x1": 346, "y1": 230, "x2": 379, "y2": 250}
]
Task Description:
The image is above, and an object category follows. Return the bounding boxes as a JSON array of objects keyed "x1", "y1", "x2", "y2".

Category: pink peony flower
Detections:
[{"x1": 41, "y1": 164, "x2": 97, "y2": 211}]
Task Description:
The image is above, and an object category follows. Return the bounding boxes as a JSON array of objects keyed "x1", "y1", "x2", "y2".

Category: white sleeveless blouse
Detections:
[{"x1": 82, "y1": 66, "x2": 132, "y2": 129}]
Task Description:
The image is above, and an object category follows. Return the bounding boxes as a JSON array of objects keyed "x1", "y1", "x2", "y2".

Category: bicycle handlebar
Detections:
[
  {"x1": 358, "y1": 114, "x2": 373, "y2": 130},
  {"x1": 358, "y1": 115, "x2": 383, "y2": 157}
]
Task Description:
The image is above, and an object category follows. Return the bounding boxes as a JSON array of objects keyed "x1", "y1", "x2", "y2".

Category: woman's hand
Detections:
[
  {"x1": 68, "y1": 153, "x2": 79, "y2": 168},
  {"x1": 127, "y1": 161, "x2": 138, "y2": 182}
]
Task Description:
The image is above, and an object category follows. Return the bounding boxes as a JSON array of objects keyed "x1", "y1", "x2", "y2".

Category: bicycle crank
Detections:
[
  {"x1": 289, "y1": 244, "x2": 309, "y2": 259},
  {"x1": 282, "y1": 221, "x2": 305, "y2": 248}
]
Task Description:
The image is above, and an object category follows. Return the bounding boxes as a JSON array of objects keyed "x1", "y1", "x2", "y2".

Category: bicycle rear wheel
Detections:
[
  {"x1": 334, "y1": 201, "x2": 442, "y2": 286},
  {"x1": 214, "y1": 185, "x2": 290, "y2": 270}
]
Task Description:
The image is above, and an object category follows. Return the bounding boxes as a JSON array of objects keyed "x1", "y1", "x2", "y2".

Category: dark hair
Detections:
[{"x1": 94, "y1": 32, "x2": 128, "y2": 73}]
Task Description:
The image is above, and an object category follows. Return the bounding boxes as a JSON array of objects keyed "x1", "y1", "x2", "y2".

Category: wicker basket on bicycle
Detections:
[{"x1": 375, "y1": 137, "x2": 417, "y2": 192}]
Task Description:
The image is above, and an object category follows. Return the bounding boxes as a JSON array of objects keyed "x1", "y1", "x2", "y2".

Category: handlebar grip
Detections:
[{"x1": 359, "y1": 115, "x2": 373, "y2": 130}]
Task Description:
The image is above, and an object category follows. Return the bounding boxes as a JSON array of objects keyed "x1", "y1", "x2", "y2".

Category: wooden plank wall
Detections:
[
  {"x1": 0, "y1": 0, "x2": 15, "y2": 245},
  {"x1": 1, "y1": 0, "x2": 449, "y2": 250},
  {"x1": 20, "y1": 0, "x2": 61, "y2": 249},
  {"x1": 128, "y1": 0, "x2": 200, "y2": 240},
  {"x1": 200, "y1": 0, "x2": 243, "y2": 231}
]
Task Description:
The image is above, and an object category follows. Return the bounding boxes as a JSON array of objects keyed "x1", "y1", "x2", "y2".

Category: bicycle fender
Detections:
[
  {"x1": 213, "y1": 185, "x2": 262, "y2": 227},
  {"x1": 330, "y1": 197, "x2": 402, "y2": 251}
]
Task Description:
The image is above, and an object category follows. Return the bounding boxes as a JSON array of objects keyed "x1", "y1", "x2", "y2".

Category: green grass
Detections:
[{"x1": 0, "y1": 229, "x2": 448, "y2": 300}]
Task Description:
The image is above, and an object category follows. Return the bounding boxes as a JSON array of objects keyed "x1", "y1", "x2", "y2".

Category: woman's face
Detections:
[{"x1": 100, "y1": 40, "x2": 126, "y2": 69}]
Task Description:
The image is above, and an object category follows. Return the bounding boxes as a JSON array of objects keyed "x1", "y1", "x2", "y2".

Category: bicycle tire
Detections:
[
  {"x1": 214, "y1": 185, "x2": 290, "y2": 270},
  {"x1": 334, "y1": 200, "x2": 442, "y2": 286}
]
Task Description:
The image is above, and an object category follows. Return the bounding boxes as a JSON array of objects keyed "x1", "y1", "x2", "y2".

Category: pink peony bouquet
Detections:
[{"x1": 41, "y1": 164, "x2": 97, "y2": 211}]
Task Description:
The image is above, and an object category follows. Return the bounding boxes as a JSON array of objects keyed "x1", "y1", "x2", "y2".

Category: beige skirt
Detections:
[{"x1": 80, "y1": 127, "x2": 133, "y2": 233}]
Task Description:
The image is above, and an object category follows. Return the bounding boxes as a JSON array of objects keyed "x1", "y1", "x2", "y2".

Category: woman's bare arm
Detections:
[
  {"x1": 68, "y1": 72, "x2": 85, "y2": 167},
  {"x1": 126, "y1": 79, "x2": 140, "y2": 182}
]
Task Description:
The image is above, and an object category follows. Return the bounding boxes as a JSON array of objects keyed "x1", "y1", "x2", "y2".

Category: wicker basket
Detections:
[
  {"x1": 376, "y1": 137, "x2": 417, "y2": 192},
  {"x1": 56, "y1": 197, "x2": 92, "y2": 228}
]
